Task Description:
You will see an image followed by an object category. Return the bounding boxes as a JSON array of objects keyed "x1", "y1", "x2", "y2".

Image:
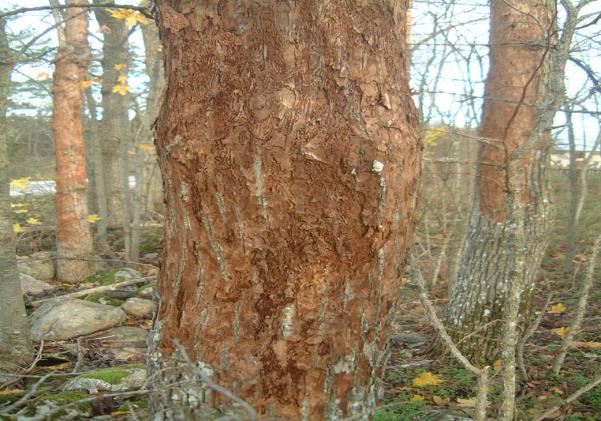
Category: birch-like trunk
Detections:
[
  {"x1": 443, "y1": 0, "x2": 554, "y2": 360},
  {"x1": 148, "y1": 1, "x2": 420, "y2": 419},
  {"x1": 52, "y1": 0, "x2": 95, "y2": 283},
  {"x1": 0, "y1": 17, "x2": 33, "y2": 372}
]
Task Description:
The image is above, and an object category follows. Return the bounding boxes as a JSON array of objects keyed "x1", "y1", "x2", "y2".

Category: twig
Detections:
[
  {"x1": 2, "y1": 372, "x2": 53, "y2": 413},
  {"x1": 409, "y1": 255, "x2": 488, "y2": 421},
  {"x1": 24, "y1": 340, "x2": 44, "y2": 372},
  {"x1": 173, "y1": 341, "x2": 258, "y2": 420},
  {"x1": 534, "y1": 374, "x2": 601, "y2": 420},
  {"x1": 0, "y1": 3, "x2": 154, "y2": 20},
  {"x1": 517, "y1": 293, "x2": 554, "y2": 380},
  {"x1": 29, "y1": 276, "x2": 155, "y2": 307}
]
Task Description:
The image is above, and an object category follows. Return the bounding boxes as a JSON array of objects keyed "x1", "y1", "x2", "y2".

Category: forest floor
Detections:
[{"x1": 2, "y1": 172, "x2": 601, "y2": 420}]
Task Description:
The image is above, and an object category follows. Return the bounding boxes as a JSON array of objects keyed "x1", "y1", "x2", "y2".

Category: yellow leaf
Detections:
[
  {"x1": 14, "y1": 209, "x2": 28, "y2": 214},
  {"x1": 412, "y1": 371, "x2": 444, "y2": 387},
  {"x1": 138, "y1": 143, "x2": 153, "y2": 152},
  {"x1": 553, "y1": 327, "x2": 568, "y2": 337},
  {"x1": 423, "y1": 128, "x2": 447, "y2": 145},
  {"x1": 112, "y1": 83, "x2": 130, "y2": 96},
  {"x1": 0, "y1": 388, "x2": 25, "y2": 396},
  {"x1": 12, "y1": 223, "x2": 22, "y2": 233},
  {"x1": 10, "y1": 203, "x2": 26, "y2": 208},
  {"x1": 493, "y1": 359, "x2": 502, "y2": 373},
  {"x1": 110, "y1": 8, "x2": 131, "y2": 20},
  {"x1": 457, "y1": 398, "x2": 476, "y2": 407},
  {"x1": 36, "y1": 71, "x2": 49, "y2": 79},
  {"x1": 117, "y1": 74, "x2": 127, "y2": 83},
  {"x1": 410, "y1": 394, "x2": 424, "y2": 402},
  {"x1": 547, "y1": 303, "x2": 566, "y2": 314},
  {"x1": 26, "y1": 217, "x2": 41, "y2": 225},
  {"x1": 573, "y1": 341, "x2": 601, "y2": 349},
  {"x1": 93, "y1": 76, "x2": 103, "y2": 83},
  {"x1": 10, "y1": 177, "x2": 31, "y2": 190},
  {"x1": 80, "y1": 79, "x2": 93, "y2": 89},
  {"x1": 87, "y1": 214, "x2": 101, "y2": 224},
  {"x1": 114, "y1": 63, "x2": 127, "y2": 70}
]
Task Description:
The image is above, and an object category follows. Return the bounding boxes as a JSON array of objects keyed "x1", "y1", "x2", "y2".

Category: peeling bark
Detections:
[
  {"x1": 52, "y1": 0, "x2": 95, "y2": 283},
  {"x1": 443, "y1": 0, "x2": 554, "y2": 360},
  {"x1": 149, "y1": 1, "x2": 420, "y2": 419}
]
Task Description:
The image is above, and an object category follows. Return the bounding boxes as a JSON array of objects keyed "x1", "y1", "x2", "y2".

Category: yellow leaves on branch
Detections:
[
  {"x1": 110, "y1": 8, "x2": 150, "y2": 27},
  {"x1": 112, "y1": 83, "x2": 130, "y2": 96},
  {"x1": 138, "y1": 143, "x2": 153, "y2": 152},
  {"x1": 412, "y1": 371, "x2": 444, "y2": 387},
  {"x1": 10, "y1": 177, "x2": 31, "y2": 190},
  {"x1": 36, "y1": 71, "x2": 49, "y2": 80},
  {"x1": 14, "y1": 209, "x2": 28, "y2": 214},
  {"x1": 553, "y1": 327, "x2": 568, "y2": 337},
  {"x1": 117, "y1": 74, "x2": 127, "y2": 84},
  {"x1": 80, "y1": 79, "x2": 93, "y2": 89},
  {"x1": 26, "y1": 217, "x2": 41, "y2": 225},
  {"x1": 87, "y1": 214, "x2": 101, "y2": 224},
  {"x1": 547, "y1": 303, "x2": 566, "y2": 314},
  {"x1": 423, "y1": 128, "x2": 448, "y2": 146},
  {"x1": 12, "y1": 223, "x2": 22, "y2": 234},
  {"x1": 114, "y1": 64, "x2": 127, "y2": 71}
]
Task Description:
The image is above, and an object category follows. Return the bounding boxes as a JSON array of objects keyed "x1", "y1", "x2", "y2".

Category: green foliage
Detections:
[
  {"x1": 375, "y1": 393, "x2": 427, "y2": 421},
  {"x1": 139, "y1": 229, "x2": 162, "y2": 254},
  {"x1": 83, "y1": 293, "x2": 124, "y2": 306}
]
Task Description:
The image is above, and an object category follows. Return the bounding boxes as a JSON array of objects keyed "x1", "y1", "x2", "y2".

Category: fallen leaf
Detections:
[
  {"x1": 0, "y1": 388, "x2": 25, "y2": 396},
  {"x1": 457, "y1": 398, "x2": 476, "y2": 407},
  {"x1": 410, "y1": 394, "x2": 424, "y2": 402},
  {"x1": 573, "y1": 341, "x2": 601, "y2": 349},
  {"x1": 432, "y1": 395, "x2": 449, "y2": 406},
  {"x1": 412, "y1": 371, "x2": 444, "y2": 387},
  {"x1": 547, "y1": 303, "x2": 566, "y2": 314},
  {"x1": 493, "y1": 359, "x2": 502, "y2": 373},
  {"x1": 553, "y1": 327, "x2": 568, "y2": 337}
]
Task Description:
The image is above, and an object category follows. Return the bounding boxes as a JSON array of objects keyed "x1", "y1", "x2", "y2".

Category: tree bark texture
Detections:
[
  {"x1": 94, "y1": 2, "x2": 129, "y2": 227},
  {"x1": 52, "y1": 0, "x2": 95, "y2": 283},
  {"x1": 444, "y1": 0, "x2": 554, "y2": 360},
  {"x1": 0, "y1": 17, "x2": 33, "y2": 371},
  {"x1": 149, "y1": 1, "x2": 420, "y2": 419}
]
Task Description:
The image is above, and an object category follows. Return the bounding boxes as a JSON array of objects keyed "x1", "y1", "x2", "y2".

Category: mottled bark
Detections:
[
  {"x1": 93, "y1": 1, "x2": 129, "y2": 227},
  {"x1": 149, "y1": 1, "x2": 420, "y2": 419},
  {"x1": 0, "y1": 17, "x2": 33, "y2": 371},
  {"x1": 444, "y1": 0, "x2": 554, "y2": 360},
  {"x1": 52, "y1": 0, "x2": 95, "y2": 283}
]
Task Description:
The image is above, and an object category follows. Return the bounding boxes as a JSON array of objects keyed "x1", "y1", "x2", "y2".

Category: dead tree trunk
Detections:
[
  {"x1": 443, "y1": 0, "x2": 554, "y2": 360},
  {"x1": 0, "y1": 17, "x2": 33, "y2": 372},
  {"x1": 148, "y1": 1, "x2": 421, "y2": 419},
  {"x1": 51, "y1": 0, "x2": 95, "y2": 283}
]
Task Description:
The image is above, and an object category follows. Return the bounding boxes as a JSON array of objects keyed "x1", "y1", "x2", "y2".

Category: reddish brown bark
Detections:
[
  {"x1": 52, "y1": 0, "x2": 94, "y2": 283},
  {"x1": 478, "y1": 0, "x2": 551, "y2": 221},
  {"x1": 149, "y1": 1, "x2": 421, "y2": 419}
]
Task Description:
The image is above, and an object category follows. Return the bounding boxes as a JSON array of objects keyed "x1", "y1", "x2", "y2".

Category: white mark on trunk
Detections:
[
  {"x1": 233, "y1": 302, "x2": 241, "y2": 342},
  {"x1": 371, "y1": 160, "x2": 384, "y2": 173},
  {"x1": 254, "y1": 148, "x2": 268, "y2": 219},
  {"x1": 281, "y1": 304, "x2": 295, "y2": 338},
  {"x1": 202, "y1": 215, "x2": 229, "y2": 279},
  {"x1": 214, "y1": 191, "x2": 226, "y2": 222}
]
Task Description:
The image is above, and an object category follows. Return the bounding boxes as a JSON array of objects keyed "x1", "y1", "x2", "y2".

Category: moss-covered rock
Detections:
[
  {"x1": 63, "y1": 365, "x2": 146, "y2": 392},
  {"x1": 27, "y1": 390, "x2": 92, "y2": 419},
  {"x1": 83, "y1": 293, "x2": 124, "y2": 306}
]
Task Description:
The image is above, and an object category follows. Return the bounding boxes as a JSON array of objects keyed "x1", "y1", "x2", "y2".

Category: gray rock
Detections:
[
  {"x1": 103, "y1": 268, "x2": 143, "y2": 299},
  {"x1": 97, "y1": 326, "x2": 148, "y2": 348},
  {"x1": 20, "y1": 273, "x2": 56, "y2": 296},
  {"x1": 135, "y1": 285, "x2": 154, "y2": 300},
  {"x1": 63, "y1": 366, "x2": 146, "y2": 392},
  {"x1": 17, "y1": 252, "x2": 55, "y2": 281},
  {"x1": 121, "y1": 298, "x2": 155, "y2": 319},
  {"x1": 30, "y1": 299, "x2": 126, "y2": 341}
]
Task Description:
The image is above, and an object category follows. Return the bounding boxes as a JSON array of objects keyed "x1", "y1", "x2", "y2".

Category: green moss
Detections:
[
  {"x1": 83, "y1": 293, "x2": 124, "y2": 306},
  {"x1": 116, "y1": 398, "x2": 148, "y2": 412},
  {"x1": 375, "y1": 393, "x2": 427, "y2": 421},
  {"x1": 28, "y1": 390, "x2": 91, "y2": 418},
  {"x1": 83, "y1": 268, "x2": 122, "y2": 285},
  {"x1": 78, "y1": 364, "x2": 145, "y2": 385}
]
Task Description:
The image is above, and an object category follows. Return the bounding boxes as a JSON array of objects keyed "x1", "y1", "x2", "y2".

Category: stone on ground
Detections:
[
  {"x1": 63, "y1": 365, "x2": 146, "y2": 392},
  {"x1": 30, "y1": 299, "x2": 126, "y2": 341},
  {"x1": 121, "y1": 297, "x2": 154, "y2": 319},
  {"x1": 17, "y1": 252, "x2": 55, "y2": 281},
  {"x1": 20, "y1": 273, "x2": 56, "y2": 296}
]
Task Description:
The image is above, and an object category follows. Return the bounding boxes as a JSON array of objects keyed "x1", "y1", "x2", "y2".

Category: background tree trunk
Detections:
[
  {"x1": 0, "y1": 17, "x2": 33, "y2": 372},
  {"x1": 148, "y1": 1, "x2": 420, "y2": 419},
  {"x1": 94, "y1": 2, "x2": 129, "y2": 228},
  {"x1": 443, "y1": 0, "x2": 553, "y2": 360},
  {"x1": 52, "y1": 0, "x2": 94, "y2": 283}
]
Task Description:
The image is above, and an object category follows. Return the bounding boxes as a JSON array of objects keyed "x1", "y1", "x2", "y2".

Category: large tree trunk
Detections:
[
  {"x1": 148, "y1": 1, "x2": 420, "y2": 419},
  {"x1": 0, "y1": 17, "x2": 33, "y2": 372},
  {"x1": 443, "y1": 0, "x2": 553, "y2": 360},
  {"x1": 93, "y1": 2, "x2": 129, "y2": 228},
  {"x1": 52, "y1": 0, "x2": 95, "y2": 283}
]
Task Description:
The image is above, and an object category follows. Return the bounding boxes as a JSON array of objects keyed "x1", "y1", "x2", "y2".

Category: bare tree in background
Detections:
[
  {"x1": 0, "y1": 16, "x2": 32, "y2": 373},
  {"x1": 148, "y1": 1, "x2": 421, "y2": 418},
  {"x1": 51, "y1": 0, "x2": 95, "y2": 283}
]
